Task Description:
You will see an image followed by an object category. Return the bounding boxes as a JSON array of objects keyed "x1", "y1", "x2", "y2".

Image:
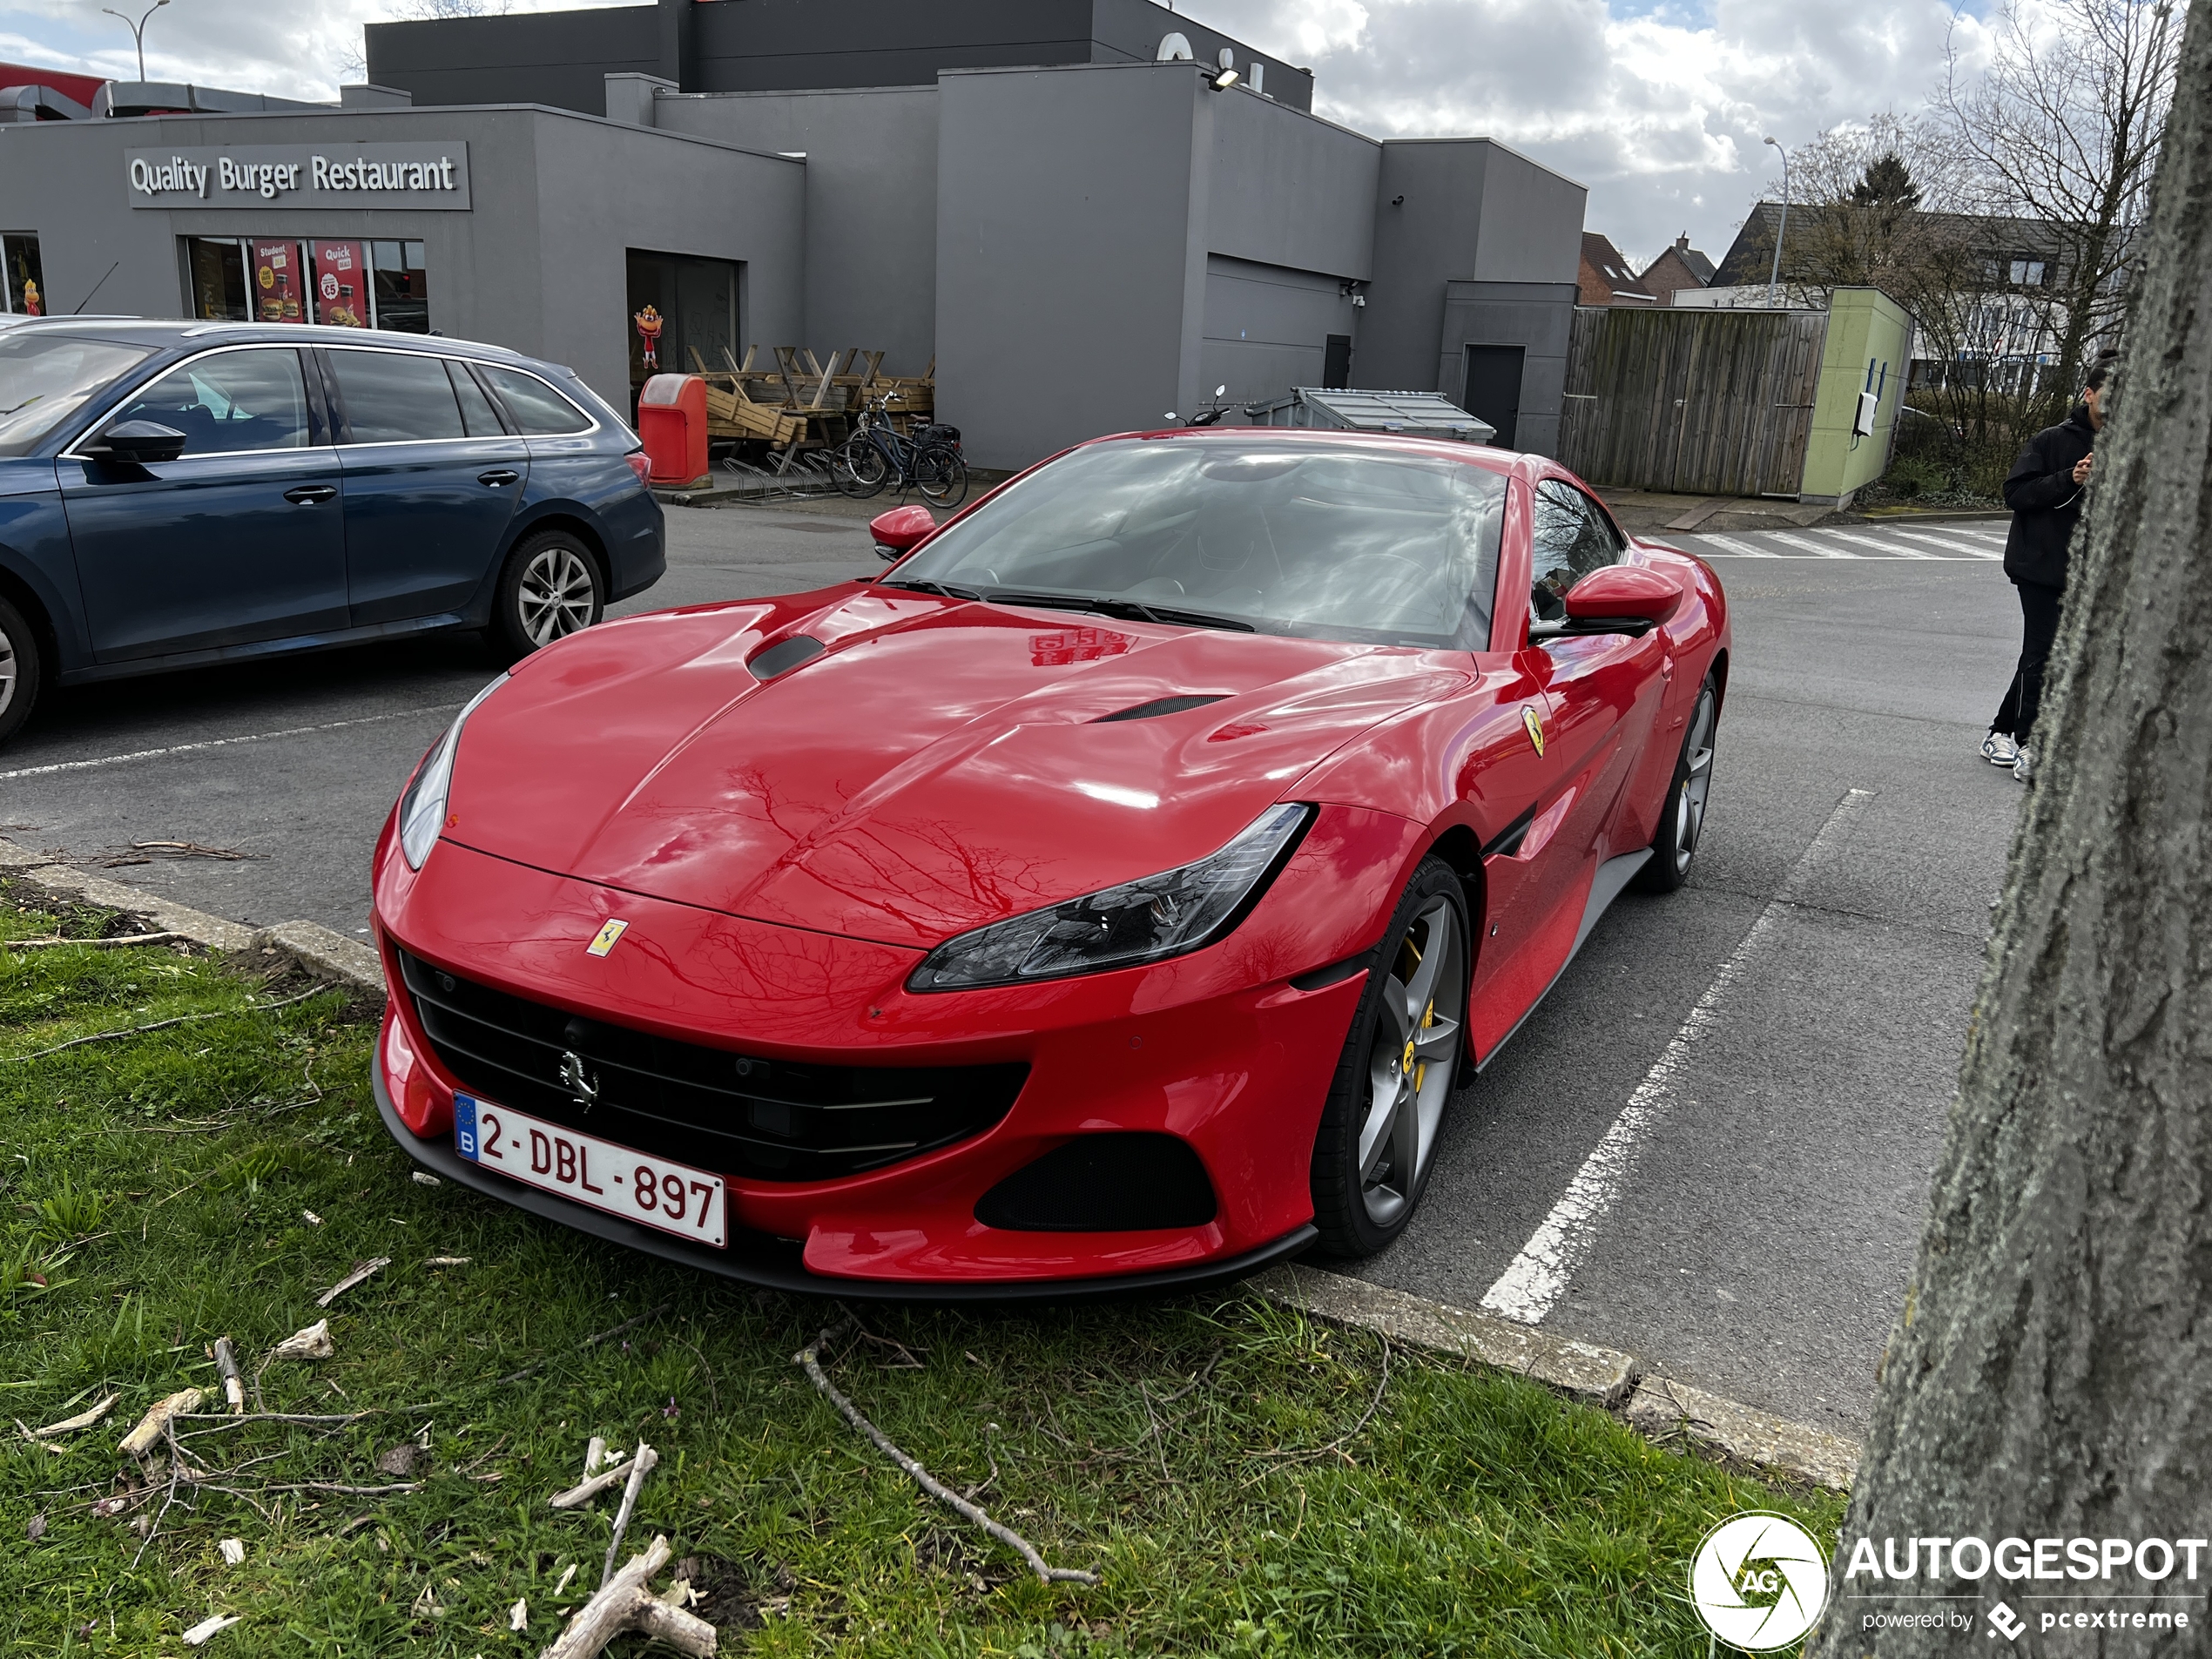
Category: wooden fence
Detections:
[{"x1": 1555, "y1": 307, "x2": 1827, "y2": 497}]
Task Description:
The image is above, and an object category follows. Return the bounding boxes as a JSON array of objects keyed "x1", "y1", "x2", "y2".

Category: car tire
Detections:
[
  {"x1": 1635, "y1": 671, "x2": 1718, "y2": 894},
  {"x1": 0, "y1": 594, "x2": 44, "y2": 749},
  {"x1": 494, "y1": 530, "x2": 604, "y2": 658},
  {"x1": 1309, "y1": 855, "x2": 1471, "y2": 1258}
]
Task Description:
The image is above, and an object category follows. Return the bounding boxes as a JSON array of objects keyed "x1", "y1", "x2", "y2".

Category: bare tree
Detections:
[
  {"x1": 1809, "y1": 3, "x2": 2212, "y2": 1654},
  {"x1": 1946, "y1": 0, "x2": 2182, "y2": 418}
]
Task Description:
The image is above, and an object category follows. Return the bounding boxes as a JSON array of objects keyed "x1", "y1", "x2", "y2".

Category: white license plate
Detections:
[{"x1": 454, "y1": 1094, "x2": 726, "y2": 1248}]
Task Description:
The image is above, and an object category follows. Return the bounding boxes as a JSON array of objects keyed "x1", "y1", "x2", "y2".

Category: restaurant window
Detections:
[
  {"x1": 180, "y1": 236, "x2": 430, "y2": 331},
  {"x1": 3, "y1": 233, "x2": 44, "y2": 315}
]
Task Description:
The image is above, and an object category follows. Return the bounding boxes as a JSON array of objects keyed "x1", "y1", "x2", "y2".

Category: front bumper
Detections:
[{"x1": 370, "y1": 809, "x2": 1422, "y2": 1289}]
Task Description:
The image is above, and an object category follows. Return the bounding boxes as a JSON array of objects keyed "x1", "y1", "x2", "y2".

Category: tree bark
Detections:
[{"x1": 1812, "y1": 10, "x2": 2212, "y2": 1656}]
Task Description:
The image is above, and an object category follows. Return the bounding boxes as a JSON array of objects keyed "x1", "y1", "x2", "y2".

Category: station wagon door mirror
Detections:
[
  {"x1": 89, "y1": 421, "x2": 188, "y2": 466},
  {"x1": 870, "y1": 503, "x2": 936, "y2": 559}
]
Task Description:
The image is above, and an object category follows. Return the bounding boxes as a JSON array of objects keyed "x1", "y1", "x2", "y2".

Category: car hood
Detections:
[
  {"x1": 0, "y1": 457, "x2": 59, "y2": 499},
  {"x1": 443, "y1": 590, "x2": 1466, "y2": 950}
]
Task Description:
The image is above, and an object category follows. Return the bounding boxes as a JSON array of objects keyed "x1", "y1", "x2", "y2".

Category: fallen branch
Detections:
[
  {"x1": 3, "y1": 932, "x2": 185, "y2": 950},
  {"x1": 1248, "y1": 1333, "x2": 1391, "y2": 1463},
  {"x1": 212, "y1": 1339, "x2": 245, "y2": 1414},
  {"x1": 795, "y1": 1322, "x2": 1099, "y2": 1587},
  {"x1": 31, "y1": 1391, "x2": 119, "y2": 1439},
  {"x1": 493, "y1": 1303, "x2": 671, "y2": 1387},
  {"x1": 599, "y1": 1440, "x2": 656, "y2": 1586},
  {"x1": 541, "y1": 1534, "x2": 715, "y2": 1659},
  {"x1": 316, "y1": 1258, "x2": 391, "y2": 1309},
  {"x1": 266, "y1": 1320, "x2": 334, "y2": 1362},
  {"x1": 119, "y1": 1388, "x2": 206, "y2": 1457},
  {"x1": 174, "y1": 1411, "x2": 369, "y2": 1439},
  {"x1": 3, "y1": 986, "x2": 323, "y2": 1063},
  {"x1": 551, "y1": 1444, "x2": 654, "y2": 1512}
]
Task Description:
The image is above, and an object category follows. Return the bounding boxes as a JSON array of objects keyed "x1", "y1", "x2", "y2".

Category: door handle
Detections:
[
  {"x1": 477, "y1": 469, "x2": 521, "y2": 486},
  {"x1": 283, "y1": 484, "x2": 338, "y2": 504}
]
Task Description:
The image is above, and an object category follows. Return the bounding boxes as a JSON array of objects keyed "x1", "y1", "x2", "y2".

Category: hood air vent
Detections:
[
  {"x1": 1093, "y1": 694, "x2": 1230, "y2": 724},
  {"x1": 748, "y1": 635, "x2": 826, "y2": 680}
]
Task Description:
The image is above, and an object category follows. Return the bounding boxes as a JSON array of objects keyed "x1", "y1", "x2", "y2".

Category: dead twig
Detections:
[
  {"x1": 542, "y1": 1534, "x2": 715, "y2": 1659},
  {"x1": 795, "y1": 1321, "x2": 1099, "y2": 1587},
  {"x1": 552, "y1": 1443, "x2": 655, "y2": 1512},
  {"x1": 493, "y1": 1303, "x2": 671, "y2": 1387},
  {"x1": 1248, "y1": 1333, "x2": 1391, "y2": 1463},
  {"x1": 3, "y1": 986, "x2": 322, "y2": 1063},
  {"x1": 30, "y1": 1391, "x2": 119, "y2": 1439},
  {"x1": 119, "y1": 1388, "x2": 205, "y2": 1457},
  {"x1": 598, "y1": 1440, "x2": 656, "y2": 1587},
  {"x1": 172, "y1": 1411, "x2": 369, "y2": 1440},
  {"x1": 4, "y1": 932, "x2": 186, "y2": 950},
  {"x1": 316, "y1": 1258, "x2": 391, "y2": 1308},
  {"x1": 212, "y1": 1338, "x2": 245, "y2": 1414}
]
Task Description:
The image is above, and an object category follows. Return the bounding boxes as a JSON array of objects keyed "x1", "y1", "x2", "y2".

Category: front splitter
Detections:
[{"x1": 371, "y1": 1065, "x2": 1317, "y2": 1303}]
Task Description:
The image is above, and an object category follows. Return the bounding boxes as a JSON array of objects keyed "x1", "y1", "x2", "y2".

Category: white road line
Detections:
[
  {"x1": 1889, "y1": 529, "x2": 2004, "y2": 558},
  {"x1": 1766, "y1": 531, "x2": 1853, "y2": 558},
  {"x1": 1815, "y1": 529, "x2": 1939, "y2": 559},
  {"x1": 1696, "y1": 534, "x2": 1781, "y2": 557},
  {"x1": 0, "y1": 704, "x2": 462, "y2": 782},
  {"x1": 1477, "y1": 787, "x2": 1878, "y2": 1326}
]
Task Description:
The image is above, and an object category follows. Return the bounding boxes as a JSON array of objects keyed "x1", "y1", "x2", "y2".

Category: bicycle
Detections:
[{"x1": 832, "y1": 398, "x2": 969, "y2": 506}]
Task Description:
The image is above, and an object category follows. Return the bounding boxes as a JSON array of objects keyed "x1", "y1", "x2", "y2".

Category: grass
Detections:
[{"x1": 0, "y1": 881, "x2": 1845, "y2": 1656}]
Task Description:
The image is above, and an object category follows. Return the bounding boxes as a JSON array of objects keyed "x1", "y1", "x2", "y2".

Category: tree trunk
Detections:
[{"x1": 1811, "y1": 10, "x2": 2212, "y2": 1657}]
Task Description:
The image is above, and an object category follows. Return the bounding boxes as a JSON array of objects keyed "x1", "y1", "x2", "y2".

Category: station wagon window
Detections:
[
  {"x1": 447, "y1": 361, "x2": 507, "y2": 437},
  {"x1": 1530, "y1": 479, "x2": 1622, "y2": 620},
  {"x1": 108, "y1": 348, "x2": 313, "y2": 455},
  {"x1": 331, "y1": 349, "x2": 464, "y2": 443},
  {"x1": 481, "y1": 367, "x2": 591, "y2": 435}
]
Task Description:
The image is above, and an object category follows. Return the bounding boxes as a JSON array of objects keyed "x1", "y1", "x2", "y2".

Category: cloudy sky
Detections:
[{"x1": 0, "y1": 0, "x2": 1991, "y2": 271}]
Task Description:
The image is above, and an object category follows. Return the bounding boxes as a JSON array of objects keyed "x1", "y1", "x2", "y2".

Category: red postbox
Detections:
[{"x1": 637, "y1": 374, "x2": 710, "y2": 487}]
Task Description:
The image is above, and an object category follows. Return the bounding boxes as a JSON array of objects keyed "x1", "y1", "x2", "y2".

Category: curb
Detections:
[
  {"x1": 1252, "y1": 1262, "x2": 1859, "y2": 1493},
  {"x1": 0, "y1": 838, "x2": 385, "y2": 999}
]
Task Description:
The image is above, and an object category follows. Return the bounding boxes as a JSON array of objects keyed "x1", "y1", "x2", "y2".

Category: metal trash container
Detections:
[{"x1": 637, "y1": 374, "x2": 710, "y2": 487}]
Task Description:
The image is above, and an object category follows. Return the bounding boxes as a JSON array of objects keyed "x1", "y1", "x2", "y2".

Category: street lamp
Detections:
[
  {"x1": 102, "y1": 0, "x2": 169, "y2": 84},
  {"x1": 1764, "y1": 134, "x2": 1791, "y2": 308}
]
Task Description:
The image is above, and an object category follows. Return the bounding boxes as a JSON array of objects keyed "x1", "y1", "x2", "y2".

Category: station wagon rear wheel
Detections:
[
  {"x1": 0, "y1": 594, "x2": 43, "y2": 748},
  {"x1": 496, "y1": 530, "x2": 604, "y2": 658},
  {"x1": 1309, "y1": 856, "x2": 1469, "y2": 1258}
]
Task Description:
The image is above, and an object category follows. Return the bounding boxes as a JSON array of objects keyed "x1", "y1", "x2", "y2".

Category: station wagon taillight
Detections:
[{"x1": 625, "y1": 452, "x2": 651, "y2": 487}]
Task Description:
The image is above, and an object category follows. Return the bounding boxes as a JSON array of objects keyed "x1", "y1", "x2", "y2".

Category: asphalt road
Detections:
[{"x1": 1, "y1": 505, "x2": 2020, "y2": 1435}]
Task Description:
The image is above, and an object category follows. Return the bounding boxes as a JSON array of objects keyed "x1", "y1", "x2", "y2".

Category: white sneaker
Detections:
[
  {"x1": 2013, "y1": 746, "x2": 2033, "y2": 784},
  {"x1": 1981, "y1": 732, "x2": 2020, "y2": 766}
]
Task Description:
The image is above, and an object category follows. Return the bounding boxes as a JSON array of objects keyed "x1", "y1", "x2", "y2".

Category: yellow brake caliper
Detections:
[{"x1": 1399, "y1": 933, "x2": 1435, "y2": 1091}]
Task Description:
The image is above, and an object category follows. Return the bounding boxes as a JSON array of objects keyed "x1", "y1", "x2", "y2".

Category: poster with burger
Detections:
[
  {"x1": 313, "y1": 240, "x2": 370, "y2": 328},
  {"x1": 253, "y1": 241, "x2": 303, "y2": 322}
]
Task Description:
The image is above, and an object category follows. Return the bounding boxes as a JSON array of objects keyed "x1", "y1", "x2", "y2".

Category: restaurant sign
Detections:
[{"x1": 126, "y1": 144, "x2": 471, "y2": 211}]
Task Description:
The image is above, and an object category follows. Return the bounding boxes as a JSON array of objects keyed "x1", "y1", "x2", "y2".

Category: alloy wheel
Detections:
[
  {"x1": 1674, "y1": 684, "x2": 1717, "y2": 875},
  {"x1": 1357, "y1": 894, "x2": 1467, "y2": 1227},
  {"x1": 516, "y1": 546, "x2": 598, "y2": 647},
  {"x1": 0, "y1": 627, "x2": 14, "y2": 721}
]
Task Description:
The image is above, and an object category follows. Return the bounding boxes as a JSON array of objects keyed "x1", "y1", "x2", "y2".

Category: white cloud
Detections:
[{"x1": 3, "y1": 0, "x2": 1992, "y2": 273}]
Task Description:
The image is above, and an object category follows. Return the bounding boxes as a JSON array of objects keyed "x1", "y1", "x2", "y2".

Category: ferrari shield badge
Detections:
[
  {"x1": 586, "y1": 919, "x2": 629, "y2": 958},
  {"x1": 1522, "y1": 706, "x2": 1546, "y2": 758}
]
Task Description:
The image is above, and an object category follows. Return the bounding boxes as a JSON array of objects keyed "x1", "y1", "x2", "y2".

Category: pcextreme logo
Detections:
[{"x1": 1689, "y1": 1513, "x2": 1831, "y2": 1651}]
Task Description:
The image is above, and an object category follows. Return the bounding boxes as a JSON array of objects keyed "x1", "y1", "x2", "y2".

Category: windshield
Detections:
[
  {"x1": 0, "y1": 334, "x2": 156, "y2": 457},
  {"x1": 888, "y1": 436, "x2": 1509, "y2": 650}
]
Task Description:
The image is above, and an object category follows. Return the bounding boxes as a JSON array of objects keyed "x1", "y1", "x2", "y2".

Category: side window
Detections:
[
  {"x1": 1529, "y1": 480, "x2": 1623, "y2": 620},
  {"x1": 110, "y1": 348, "x2": 311, "y2": 455},
  {"x1": 481, "y1": 366, "x2": 592, "y2": 436},
  {"x1": 330, "y1": 349, "x2": 464, "y2": 444},
  {"x1": 447, "y1": 361, "x2": 507, "y2": 438}
]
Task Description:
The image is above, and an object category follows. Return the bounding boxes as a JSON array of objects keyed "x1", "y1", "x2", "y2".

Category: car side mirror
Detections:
[
  {"x1": 870, "y1": 503, "x2": 936, "y2": 560},
  {"x1": 1533, "y1": 566, "x2": 1683, "y2": 639},
  {"x1": 88, "y1": 420, "x2": 188, "y2": 465}
]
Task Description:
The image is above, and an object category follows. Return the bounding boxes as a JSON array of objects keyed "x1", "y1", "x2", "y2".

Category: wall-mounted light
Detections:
[{"x1": 1209, "y1": 66, "x2": 1240, "y2": 91}]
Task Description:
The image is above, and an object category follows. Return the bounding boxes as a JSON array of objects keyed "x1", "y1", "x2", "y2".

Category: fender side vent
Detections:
[
  {"x1": 749, "y1": 635, "x2": 826, "y2": 680},
  {"x1": 1481, "y1": 805, "x2": 1537, "y2": 860},
  {"x1": 975, "y1": 1133, "x2": 1217, "y2": 1231},
  {"x1": 1094, "y1": 694, "x2": 1230, "y2": 724}
]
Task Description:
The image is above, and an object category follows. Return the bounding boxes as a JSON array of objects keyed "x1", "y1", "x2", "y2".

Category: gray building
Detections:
[{"x1": 0, "y1": 2, "x2": 1586, "y2": 471}]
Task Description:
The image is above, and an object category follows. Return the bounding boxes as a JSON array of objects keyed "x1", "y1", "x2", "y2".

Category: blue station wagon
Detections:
[{"x1": 0, "y1": 320, "x2": 664, "y2": 745}]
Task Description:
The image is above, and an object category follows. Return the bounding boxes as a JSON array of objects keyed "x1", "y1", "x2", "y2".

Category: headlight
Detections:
[
  {"x1": 398, "y1": 675, "x2": 508, "y2": 870},
  {"x1": 907, "y1": 802, "x2": 1312, "y2": 992}
]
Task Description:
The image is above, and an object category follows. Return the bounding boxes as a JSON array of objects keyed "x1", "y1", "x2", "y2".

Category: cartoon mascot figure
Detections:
[
  {"x1": 19, "y1": 278, "x2": 40, "y2": 317},
  {"x1": 634, "y1": 304, "x2": 664, "y2": 372}
]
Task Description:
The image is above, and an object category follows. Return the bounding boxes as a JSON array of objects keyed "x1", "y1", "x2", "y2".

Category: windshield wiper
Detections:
[
  {"x1": 878, "y1": 578, "x2": 982, "y2": 600},
  {"x1": 983, "y1": 590, "x2": 1255, "y2": 633}
]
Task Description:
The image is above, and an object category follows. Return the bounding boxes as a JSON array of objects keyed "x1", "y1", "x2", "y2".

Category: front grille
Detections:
[{"x1": 398, "y1": 948, "x2": 1027, "y2": 1182}]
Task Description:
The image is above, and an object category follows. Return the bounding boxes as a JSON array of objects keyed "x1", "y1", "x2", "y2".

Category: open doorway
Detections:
[
  {"x1": 1463, "y1": 344, "x2": 1525, "y2": 448},
  {"x1": 625, "y1": 249, "x2": 741, "y2": 410}
]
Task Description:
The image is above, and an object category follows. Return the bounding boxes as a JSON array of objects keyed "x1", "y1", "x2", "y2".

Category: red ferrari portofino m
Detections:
[{"x1": 370, "y1": 428, "x2": 1729, "y2": 1297}]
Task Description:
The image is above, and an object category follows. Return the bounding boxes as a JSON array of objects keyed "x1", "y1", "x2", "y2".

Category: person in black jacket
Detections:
[{"x1": 1982, "y1": 364, "x2": 2107, "y2": 782}]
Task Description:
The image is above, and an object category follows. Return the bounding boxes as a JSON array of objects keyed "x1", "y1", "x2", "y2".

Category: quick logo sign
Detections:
[{"x1": 126, "y1": 143, "x2": 473, "y2": 211}]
